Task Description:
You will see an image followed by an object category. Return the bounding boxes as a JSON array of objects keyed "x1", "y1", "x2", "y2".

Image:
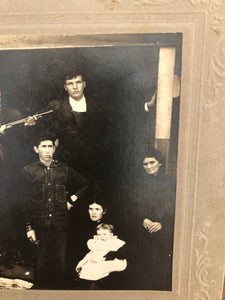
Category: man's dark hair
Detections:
[
  {"x1": 34, "y1": 134, "x2": 56, "y2": 147},
  {"x1": 63, "y1": 72, "x2": 85, "y2": 84}
]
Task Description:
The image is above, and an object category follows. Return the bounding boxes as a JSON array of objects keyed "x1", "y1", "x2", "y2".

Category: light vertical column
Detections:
[
  {"x1": 0, "y1": 91, "x2": 4, "y2": 161},
  {"x1": 155, "y1": 47, "x2": 176, "y2": 171}
]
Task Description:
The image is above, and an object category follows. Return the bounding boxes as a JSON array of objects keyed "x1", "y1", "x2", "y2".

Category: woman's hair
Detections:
[
  {"x1": 96, "y1": 223, "x2": 114, "y2": 234},
  {"x1": 88, "y1": 193, "x2": 107, "y2": 210},
  {"x1": 143, "y1": 147, "x2": 164, "y2": 165}
]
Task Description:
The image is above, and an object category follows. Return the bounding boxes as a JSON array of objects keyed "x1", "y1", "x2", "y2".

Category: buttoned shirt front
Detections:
[{"x1": 22, "y1": 160, "x2": 88, "y2": 229}]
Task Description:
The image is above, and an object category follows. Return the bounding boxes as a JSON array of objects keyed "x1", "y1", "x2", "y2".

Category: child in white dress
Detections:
[{"x1": 75, "y1": 223, "x2": 127, "y2": 282}]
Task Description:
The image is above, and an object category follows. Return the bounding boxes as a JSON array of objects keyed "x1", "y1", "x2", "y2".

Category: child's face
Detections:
[{"x1": 97, "y1": 229, "x2": 113, "y2": 241}]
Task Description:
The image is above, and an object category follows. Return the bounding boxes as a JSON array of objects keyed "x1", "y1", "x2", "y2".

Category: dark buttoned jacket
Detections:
[{"x1": 22, "y1": 160, "x2": 88, "y2": 231}]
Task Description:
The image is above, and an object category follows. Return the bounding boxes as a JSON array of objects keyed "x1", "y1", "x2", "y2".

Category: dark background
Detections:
[
  {"x1": 0, "y1": 32, "x2": 182, "y2": 201},
  {"x1": 0, "y1": 34, "x2": 182, "y2": 283}
]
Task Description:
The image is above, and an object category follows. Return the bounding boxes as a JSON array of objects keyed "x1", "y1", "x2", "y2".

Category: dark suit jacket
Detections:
[
  {"x1": 34, "y1": 97, "x2": 107, "y2": 179},
  {"x1": 53, "y1": 98, "x2": 99, "y2": 150}
]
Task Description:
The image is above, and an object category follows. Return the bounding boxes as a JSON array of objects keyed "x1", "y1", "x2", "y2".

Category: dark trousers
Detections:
[{"x1": 34, "y1": 224, "x2": 68, "y2": 289}]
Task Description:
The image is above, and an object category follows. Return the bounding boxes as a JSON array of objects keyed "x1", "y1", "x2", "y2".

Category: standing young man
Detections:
[
  {"x1": 22, "y1": 135, "x2": 88, "y2": 289},
  {"x1": 49, "y1": 72, "x2": 104, "y2": 180}
]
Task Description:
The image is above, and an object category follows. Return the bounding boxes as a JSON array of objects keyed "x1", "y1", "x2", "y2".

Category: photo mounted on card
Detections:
[
  {"x1": 0, "y1": 33, "x2": 182, "y2": 291},
  {"x1": 0, "y1": 2, "x2": 224, "y2": 299}
]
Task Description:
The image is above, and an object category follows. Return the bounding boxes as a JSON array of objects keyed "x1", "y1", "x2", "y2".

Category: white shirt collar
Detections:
[{"x1": 69, "y1": 95, "x2": 87, "y2": 112}]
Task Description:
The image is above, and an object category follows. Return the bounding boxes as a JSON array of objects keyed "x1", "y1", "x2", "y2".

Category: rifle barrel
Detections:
[{"x1": 3, "y1": 109, "x2": 54, "y2": 128}]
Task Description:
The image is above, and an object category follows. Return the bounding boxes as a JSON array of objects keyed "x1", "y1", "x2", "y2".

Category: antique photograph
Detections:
[{"x1": 0, "y1": 33, "x2": 182, "y2": 290}]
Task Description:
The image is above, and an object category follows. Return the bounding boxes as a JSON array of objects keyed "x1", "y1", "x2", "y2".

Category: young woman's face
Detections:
[{"x1": 88, "y1": 203, "x2": 105, "y2": 222}]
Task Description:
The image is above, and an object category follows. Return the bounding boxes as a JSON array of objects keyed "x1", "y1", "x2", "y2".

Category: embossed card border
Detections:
[{"x1": 0, "y1": 1, "x2": 224, "y2": 300}]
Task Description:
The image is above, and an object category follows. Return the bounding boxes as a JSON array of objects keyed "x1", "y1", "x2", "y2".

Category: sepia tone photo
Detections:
[
  {"x1": 0, "y1": 1, "x2": 225, "y2": 299},
  {"x1": 0, "y1": 33, "x2": 182, "y2": 291}
]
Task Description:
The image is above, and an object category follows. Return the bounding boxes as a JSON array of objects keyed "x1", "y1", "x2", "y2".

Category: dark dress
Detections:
[{"x1": 124, "y1": 172, "x2": 176, "y2": 290}]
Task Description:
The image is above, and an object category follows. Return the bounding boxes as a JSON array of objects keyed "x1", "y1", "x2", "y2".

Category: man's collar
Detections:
[
  {"x1": 37, "y1": 160, "x2": 57, "y2": 168},
  {"x1": 69, "y1": 95, "x2": 87, "y2": 112},
  {"x1": 69, "y1": 94, "x2": 86, "y2": 102}
]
